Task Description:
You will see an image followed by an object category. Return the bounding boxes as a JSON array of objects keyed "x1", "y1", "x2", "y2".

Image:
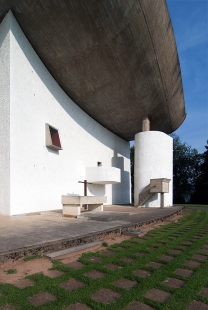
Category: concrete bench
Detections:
[{"x1": 61, "y1": 195, "x2": 107, "y2": 217}]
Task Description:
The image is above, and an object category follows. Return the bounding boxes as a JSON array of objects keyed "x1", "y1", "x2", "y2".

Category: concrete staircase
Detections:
[
  {"x1": 138, "y1": 183, "x2": 154, "y2": 206},
  {"x1": 138, "y1": 178, "x2": 170, "y2": 207}
]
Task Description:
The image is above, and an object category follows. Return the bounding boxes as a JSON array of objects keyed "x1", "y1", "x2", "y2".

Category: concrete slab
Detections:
[
  {"x1": 0, "y1": 205, "x2": 183, "y2": 262},
  {"x1": 45, "y1": 241, "x2": 102, "y2": 259},
  {"x1": 122, "y1": 230, "x2": 145, "y2": 237},
  {"x1": 77, "y1": 211, "x2": 129, "y2": 221}
]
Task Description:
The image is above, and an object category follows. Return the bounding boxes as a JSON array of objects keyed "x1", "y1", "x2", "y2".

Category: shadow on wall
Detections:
[
  {"x1": 47, "y1": 148, "x2": 59, "y2": 155},
  {"x1": 87, "y1": 184, "x2": 105, "y2": 196},
  {"x1": 0, "y1": 21, "x2": 7, "y2": 47},
  {"x1": 111, "y1": 151, "x2": 130, "y2": 204},
  {"x1": 143, "y1": 193, "x2": 158, "y2": 207}
]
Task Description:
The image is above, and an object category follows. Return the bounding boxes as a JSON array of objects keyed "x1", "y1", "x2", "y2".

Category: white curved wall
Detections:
[
  {"x1": 0, "y1": 14, "x2": 10, "y2": 214},
  {"x1": 134, "y1": 131, "x2": 173, "y2": 207},
  {"x1": 0, "y1": 11, "x2": 130, "y2": 215}
]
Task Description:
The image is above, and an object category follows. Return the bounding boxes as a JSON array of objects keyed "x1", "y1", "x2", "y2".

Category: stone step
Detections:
[
  {"x1": 122, "y1": 230, "x2": 145, "y2": 237},
  {"x1": 45, "y1": 241, "x2": 102, "y2": 259},
  {"x1": 77, "y1": 211, "x2": 129, "y2": 222}
]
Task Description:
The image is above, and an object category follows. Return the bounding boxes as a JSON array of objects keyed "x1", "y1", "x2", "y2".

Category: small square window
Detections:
[
  {"x1": 45, "y1": 123, "x2": 62, "y2": 150},
  {"x1": 97, "y1": 162, "x2": 102, "y2": 167}
]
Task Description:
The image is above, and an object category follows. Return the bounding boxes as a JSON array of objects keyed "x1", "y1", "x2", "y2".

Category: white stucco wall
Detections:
[
  {"x1": 134, "y1": 131, "x2": 173, "y2": 207},
  {"x1": 0, "y1": 11, "x2": 130, "y2": 215},
  {"x1": 0, "y1": 13, "x2": 10, "y2": 214}
]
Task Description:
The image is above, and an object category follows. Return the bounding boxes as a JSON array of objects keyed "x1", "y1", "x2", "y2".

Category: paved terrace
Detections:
[{"x1": 0, "y1": 205, "x2": 183, "y2": 262}]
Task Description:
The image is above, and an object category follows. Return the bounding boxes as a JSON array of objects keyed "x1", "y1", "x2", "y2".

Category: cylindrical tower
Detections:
[{"x1": 134, "y1": 131, "x2": 173, "y2": 207}]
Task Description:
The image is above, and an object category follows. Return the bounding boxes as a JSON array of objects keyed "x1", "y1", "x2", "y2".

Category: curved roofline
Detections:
[{"x1": 0, "y1": 0, "x2": 186, "y2": 140}]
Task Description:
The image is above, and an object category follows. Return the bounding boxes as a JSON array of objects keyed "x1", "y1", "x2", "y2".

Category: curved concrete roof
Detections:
[{"x1": 0, "y1": 0, "x2": 186, "y2": 141}]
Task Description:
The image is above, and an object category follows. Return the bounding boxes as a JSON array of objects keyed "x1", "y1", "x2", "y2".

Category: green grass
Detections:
[
  {"x1": 23, "y1": 254, "x2": 43, "y2": 262},
  {"x1": 102, "y1": 242, "x2": 108, "y2": 247},
  {"x1": 174, "y1": 204, "x2": 208, "y2": 208},
  {"x1": 1, "y1": 210, "x2": 208, "y2": 309},
  {"x1": 4, "y1": 269, "x2": 17, "y2": 274}
]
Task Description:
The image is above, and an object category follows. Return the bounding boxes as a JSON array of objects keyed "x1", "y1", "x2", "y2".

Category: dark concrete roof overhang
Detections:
[{"x1": 0, "y1": 0, "x2": 186, "y2": 141}]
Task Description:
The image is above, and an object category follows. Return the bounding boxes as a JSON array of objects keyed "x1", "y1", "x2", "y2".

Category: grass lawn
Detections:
[
  {"x1": 174, "y1": 204, "x2": 208, "y2": 208},
  {"x1": 1, "y1": 210, "x2": 208, "y2": 309}
]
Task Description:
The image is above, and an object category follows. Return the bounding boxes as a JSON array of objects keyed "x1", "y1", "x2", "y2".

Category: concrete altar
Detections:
[{"x1": 61, "y1": 195, "x2": 107, "y2": 217}]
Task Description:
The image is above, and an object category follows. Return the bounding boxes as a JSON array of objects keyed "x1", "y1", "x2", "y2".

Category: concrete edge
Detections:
[
  {"x1": 0, "y1": 207, "x2": 185, "y2": 263},
  {"x1": 45, "y1": 241, "x2": 103, "y2": 259}
]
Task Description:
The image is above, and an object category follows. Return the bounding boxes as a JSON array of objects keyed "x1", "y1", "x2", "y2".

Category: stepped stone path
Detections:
[
  {"x1": 1, "y1": 236, "x2": 208, "y2": 310},
  {"x1": 1, "y1": 208, "x2": 208, "y2": 309}
]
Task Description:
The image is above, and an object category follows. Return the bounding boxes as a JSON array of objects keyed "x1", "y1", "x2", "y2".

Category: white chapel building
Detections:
[{"x1": 0, "y1": 1, "x2": 186, "y2": 216}]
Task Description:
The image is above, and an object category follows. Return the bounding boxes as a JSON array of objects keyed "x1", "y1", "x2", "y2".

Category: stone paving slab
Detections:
[
  {"x1": 86, "y1": 256, "x2": 102, "y2": 263},
  {"x1": 174, "y1": 268, "x2": 193, "y2": 278},
  {"x1": 144, "y1": 288, "x2": 171, "y2": 302},
  {"x1": 65, "y1": 261, "x2": 84, "y2": 270},
  {"x1": 122, "y1": 257, "x2": 135, "y2": 263},
  {"x1": 101, "y1": 250, "x2": 116, "y2": 256},
  {"x1": 162, "y1": 277, "x2": 185, "y2": 288},
  {"x1": 42, "y1": 270, "x2": 64, "y2": 278},
  {"x1": 124, "y1": 301, "x2": 155, "y2": 310},
  {"x1": 91, "y1": 288, "x2": 120, "y2": 304},
  {"x1": 28, "y1": 292, "x2": 57, "y2": 307},
  {"x1": 185, "y1": 260, "x2": 202, "y2": 268},
  {"x1": 187, "y1": 300, "x2": 208, "y2": 310},
  {"x1": 159, "y1": 254, "x2": 174, "y2": 262},
  {"x1": 105, "y1": 263, "x2": 122, "y2": 271},
  {"x1": 84, "y1": 270, "x2": 105, "y2": 279},
  {"x1": 147, "y1": 262, "x2": 163, "y2": 269},
  {"x1": 63, "y1": 304, "x2": 92, "y2": 310},
  {"x1": 134, "y1": 252, "x2": 146, "y2": 257},
  {"x1": 13, "y1": 279, "x2": 36, "y2": 289},
  {"x1": 192, "y1": 254, "x2": 208, "y2": 261},
  {"x1": 0, "y1": 305, "x2": 16, "y2": 310},
  {"x1": 60, "y1": 279, "x2": 84, "y2": 291},
  {"x1": 133, "y1": 269, "x2": 151, "y2": 278},
  {"x1": 200, "y1": 288, "x2": 208, "y2": 297},
  {"x1": 112, "y1": 278, "x2": 137, "y2": 289},
  {"x1": 169, "y1": 249, "x2": 182, "y2": 255}
]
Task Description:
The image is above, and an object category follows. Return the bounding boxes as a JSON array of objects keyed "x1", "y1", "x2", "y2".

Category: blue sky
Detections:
[{"x1": 166, "y1": 0, "x2": 208, "y2": 153}]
